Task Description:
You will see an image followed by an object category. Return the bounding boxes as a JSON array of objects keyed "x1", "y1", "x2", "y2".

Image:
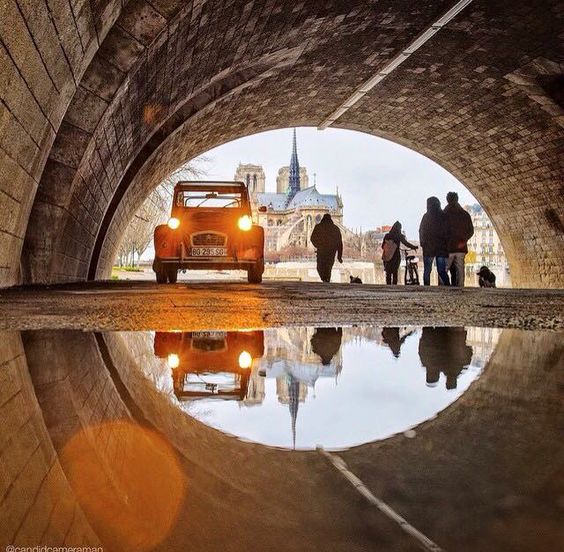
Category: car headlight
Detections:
[
  {"x1": 167, "y1": 217, "x2": 180, "y2": 230},
  {"x1": 238, "y1": 215, "x2": 252, "y2": 231},
  {"x1": 238, "y1": 351, "x2": 252, "y2": 369},
  {"x1": 167, "y1": 353, "x2": 180, "y2": 368}
]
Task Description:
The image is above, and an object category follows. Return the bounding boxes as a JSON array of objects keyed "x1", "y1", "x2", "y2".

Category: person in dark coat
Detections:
[
  {"x1": 310, "y1": 214, "x2": 343, "y2": 282},
  {"x1": 311, "y1": 327, "x2": 343, "y2": 365},
  {"x1": 381, "y1": 221, "x2": 417, "y2": 285},
  {"x1": 418, "y1": 327, "x2": 473, "y2": 389},
  {"x1": 419, "y1": 196, "x2": 450, "y2": 286},
  {"x1": 443, "y1": 192, "x2": 474, "y2": 287}
]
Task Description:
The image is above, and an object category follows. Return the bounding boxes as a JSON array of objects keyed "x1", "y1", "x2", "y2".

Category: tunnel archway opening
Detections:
[
  {"x1": 106, "y1": 126, "x2": 512, "y2": 288},
  {"x1": 3, "y1": 0, "x2": 559, "y2": 289}
]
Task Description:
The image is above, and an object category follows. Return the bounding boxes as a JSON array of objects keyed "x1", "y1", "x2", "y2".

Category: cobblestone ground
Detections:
[{"x1": 0, "y1": 281, "x2": 562, "y2": 331}]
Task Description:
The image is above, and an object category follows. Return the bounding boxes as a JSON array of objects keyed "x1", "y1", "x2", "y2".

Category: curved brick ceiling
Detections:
[{"x1": 0, "y1": 0, "x2": 562, "y2": 288}]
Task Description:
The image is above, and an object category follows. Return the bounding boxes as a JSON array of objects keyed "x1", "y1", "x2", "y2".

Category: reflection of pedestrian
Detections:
[
  {"x1": 310, "y1": 214, "x2": 343, "y2": 282},
  {"x1": 381, "y1": 327, "x2": 412, "y2": 358},
  {"x1": 311, "y1": 327, "x2": 343, "y2": 365},
  {"x1": 418, "y1": 327, "x2": 473, "y2": 389},
  {"x1": 381, "y1": 221, "x2": 417, "y2": 285}
]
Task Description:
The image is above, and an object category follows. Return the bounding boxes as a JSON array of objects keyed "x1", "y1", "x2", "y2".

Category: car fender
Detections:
[
  {"x1": 154, "y1": 224, "x2": 180, "y2": 259},
  {"x1": 236, "y1": 224, "x2": 264, "y2": 259}
]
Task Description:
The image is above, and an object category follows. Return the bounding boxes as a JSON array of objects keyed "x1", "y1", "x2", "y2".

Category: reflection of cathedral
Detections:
[
  {"x1": 169, "y1": 326, "x2": 501, "y2": 449},
  {"x1": 244, "y1": 327, "x2": 343, "y2": 448},
  {"x1": 234, "y1": 129, "x2": 348, "y2": 253}
]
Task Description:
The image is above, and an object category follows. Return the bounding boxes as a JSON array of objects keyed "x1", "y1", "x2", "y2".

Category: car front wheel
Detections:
[
  {"x1": 166, "y1": 265, "x2": 178, "y2": 284},
  {"x1": 247, "y1": 259, "x2": 264, "y2": 284},
  {"x1": 154, "y1": 260, "x2": 167, "y2": 284}
]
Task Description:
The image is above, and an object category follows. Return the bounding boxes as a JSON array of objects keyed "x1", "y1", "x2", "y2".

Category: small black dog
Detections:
[
  {"x1": 350, "y1": 275, "x2": 363, "y2": 284},
  {"x1": 477, "y1": 266, "x2": 496, "y2": 288}
]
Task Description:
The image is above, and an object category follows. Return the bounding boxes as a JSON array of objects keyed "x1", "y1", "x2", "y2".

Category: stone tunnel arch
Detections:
[
  {"x1": 0, "y1": 0, "x2": 561, "y2": 289},
  {"x1": 93, "y1": 123, "x2": 509, "y2": 282}
]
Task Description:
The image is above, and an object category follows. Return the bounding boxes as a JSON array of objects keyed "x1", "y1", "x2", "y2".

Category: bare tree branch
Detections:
[{"x1": 116, "y1": 157, "x2": 211, "y2": 266}]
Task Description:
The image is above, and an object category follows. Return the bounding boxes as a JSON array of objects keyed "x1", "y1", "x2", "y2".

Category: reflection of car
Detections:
[
  {"x1": 154, "y1": 331, "x2": 264, "y2": 400},
  {"x1": 153, "y1": 181, "x2": 265, "y2": 283}
]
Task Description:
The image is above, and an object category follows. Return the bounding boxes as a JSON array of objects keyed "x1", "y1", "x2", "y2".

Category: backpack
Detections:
[{"x1": 382, "y1": 238, "x2": 398, "y2": 262}]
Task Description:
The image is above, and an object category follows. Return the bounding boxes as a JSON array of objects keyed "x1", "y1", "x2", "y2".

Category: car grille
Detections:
[{"x1": 191, "y1": 232, "x2": 227, "y2": 247}]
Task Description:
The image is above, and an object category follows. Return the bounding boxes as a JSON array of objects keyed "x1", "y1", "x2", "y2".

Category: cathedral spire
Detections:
[
  {"x1": 287, "y1": 128, "x2": 301, "y2": 203},
  {"x1": 287, "y1": 375, "x2": 300, "y2": 450}
]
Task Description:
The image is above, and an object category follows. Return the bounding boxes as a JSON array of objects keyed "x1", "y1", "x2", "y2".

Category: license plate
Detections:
[
  {"x1": 192, "y1": 331, "x2": 226, "y2": 339},
  {"x1": 190, "y1": 247, "x2": 227, "y2": 257}
]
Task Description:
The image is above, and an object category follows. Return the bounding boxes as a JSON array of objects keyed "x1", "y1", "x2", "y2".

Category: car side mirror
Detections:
[{"x1": 258, "y1": 206, "x2": 267, "y2": 213}]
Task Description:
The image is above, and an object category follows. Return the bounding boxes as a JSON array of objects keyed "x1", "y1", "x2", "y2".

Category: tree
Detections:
[{"x1": 116, "y1": 159, "x2": 209, "y2": 267}]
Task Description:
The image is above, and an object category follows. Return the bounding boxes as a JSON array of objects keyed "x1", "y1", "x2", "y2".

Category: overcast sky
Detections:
[
  {"x1": 183, "y1": 328, "x2": 487, "y2": 450},
  {"x1": 192, "y1": 127, "x2": 477, "y2": 239}
]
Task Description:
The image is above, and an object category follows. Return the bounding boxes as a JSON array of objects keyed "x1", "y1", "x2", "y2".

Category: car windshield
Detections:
[{"x1": 176, "y1": 190, "x2": 243, "y2": 208}]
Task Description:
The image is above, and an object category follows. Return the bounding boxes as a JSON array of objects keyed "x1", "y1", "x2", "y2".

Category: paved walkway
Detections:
[{"x1": 1, "y1": 281, "x2": 562, "y2": 331}]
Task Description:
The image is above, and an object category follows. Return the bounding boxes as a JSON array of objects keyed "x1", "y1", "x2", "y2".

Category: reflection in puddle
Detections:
[
  {"x1": 3, "y1": 327, "x2": 560, "y2": 551},
  {"x1": 150, "y1": 326, "x2": 500, "y2": 450}
]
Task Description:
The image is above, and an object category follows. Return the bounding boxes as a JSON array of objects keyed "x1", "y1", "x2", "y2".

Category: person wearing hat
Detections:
[
  {"x1": 419, "y1": 196, "x2": 450, "y2": 286},
  {"x1": 477, "y1": 266, "x2": 496, "y2": 288}
]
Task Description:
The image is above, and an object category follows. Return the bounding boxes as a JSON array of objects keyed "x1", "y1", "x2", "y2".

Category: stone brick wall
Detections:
[
  {"x1": 0, "y1": 0, "x2": 561, "y2": 288},
  {"x1": 22, "y1": 331, "x2": 137, "y2": 547},
  {"x1": 0, "y1": 0, "x2": 125, "y2": 287},
  {"x1": 22, "y1": 0, "x2": 188, "y2": 284},
  {"x1": 0, "y1": 332, "x2": 99, "y2": 547}
]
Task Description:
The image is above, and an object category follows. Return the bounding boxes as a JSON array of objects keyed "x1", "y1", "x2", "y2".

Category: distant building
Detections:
[
  {"x1": 234, "y1": 163, "x2": 265, "y2": 195},
  {"x1": 234, "y1": 129, "x2": 347, "y2": 253},
  {"x1": 465, "y1": 327, "x2": 501, "y2": 368},
  {"x1": 466, "y1": 204, "x2": 508, "y2": 272},
  {"x1": 276, "y1": 166, "x2": 309, "y2": 194}
]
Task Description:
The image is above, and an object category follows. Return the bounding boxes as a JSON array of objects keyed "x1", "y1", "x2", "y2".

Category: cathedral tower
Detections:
[{"x1": 286, "y1": 128, "x2": 301, "y2": 203}]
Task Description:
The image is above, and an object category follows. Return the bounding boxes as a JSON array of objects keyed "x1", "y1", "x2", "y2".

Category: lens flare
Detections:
[
  {"x1": 59, "y1": 421, "x2": 187, "y2": 552},
  {"x1": 238, "y1": 350, "x2": 252, "y2": 369},
  {"x1": 167, "y1": 353, "x2": 180, "y2": 368},
  {"x1": 238, "y1": 215, "x2": 252, "y2": 231},
  {"x1": 167, "y1": 217, "x2": 180, "y2": 230}
]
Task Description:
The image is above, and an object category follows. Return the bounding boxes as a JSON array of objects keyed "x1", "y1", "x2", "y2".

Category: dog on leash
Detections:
[{"x1": 349, "y1": 275, "x2": 363, "y2": 284}]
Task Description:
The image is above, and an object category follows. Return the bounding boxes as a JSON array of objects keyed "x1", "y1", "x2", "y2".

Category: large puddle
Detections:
[
  {"x1": 140, "y1": 326, "x2": 500, "y2": 449},
  {"x1": 3, "y1": 325, "x2": 561, "y2": 551}
]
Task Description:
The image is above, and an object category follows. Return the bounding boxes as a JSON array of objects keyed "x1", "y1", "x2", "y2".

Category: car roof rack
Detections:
[{"x1": 175, "y1": 180, "x2": 246, "y2": 192}]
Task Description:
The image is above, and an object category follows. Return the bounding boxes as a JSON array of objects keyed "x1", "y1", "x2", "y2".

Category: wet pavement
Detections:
[
  {"x1": 1, "y1": 317, "x2": 562, "y2": 551},
  {"x1": 1, "y1": 281, "x2": 563, "y2": 330}
]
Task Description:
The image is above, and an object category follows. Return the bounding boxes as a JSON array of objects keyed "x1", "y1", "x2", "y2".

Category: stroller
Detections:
[{"x1": 402, "y1": 249, "x2": 420, "y2": 286}]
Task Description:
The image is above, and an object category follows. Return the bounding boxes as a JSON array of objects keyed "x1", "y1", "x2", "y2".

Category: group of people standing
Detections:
[
  {"x1": 417, "y1": 191, "x2": 474, "y2": 287},
  {"x1": 381, "y1": 191, "x2": 474, "y2": 286},
  {"x1": 310, "y1": 192, "x2": 475, "y2": 287}
]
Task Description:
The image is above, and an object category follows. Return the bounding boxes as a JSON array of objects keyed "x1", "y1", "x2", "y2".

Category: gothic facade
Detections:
[
  {"x1": 233, "y1": 163, "x2": 266, "y2": 195},
  {"x1": 233, "y1": 129, "x2": 347, "y2": 253}
]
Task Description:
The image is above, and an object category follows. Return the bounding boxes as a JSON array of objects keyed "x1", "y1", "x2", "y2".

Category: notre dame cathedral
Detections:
[{"x1": 233, "y1": 129, "x2": 349, "y2": 253}]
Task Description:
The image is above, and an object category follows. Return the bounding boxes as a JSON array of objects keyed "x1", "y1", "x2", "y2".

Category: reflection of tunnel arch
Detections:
[
  {"x1": 0, "y1": 0, "x2": 562, "y2": 287},
  {"x1": 15, "y1": 327, "x2": 563, "y2": 551}
]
